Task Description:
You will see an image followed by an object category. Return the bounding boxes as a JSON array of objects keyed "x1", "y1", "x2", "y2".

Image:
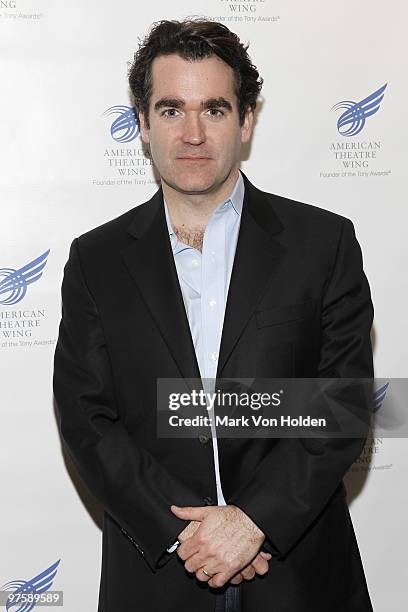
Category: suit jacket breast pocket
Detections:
[
  {"x1": 255, "y1": 299, "x2": 317, "y2": 329},
  {"x1": 255, "y1": 300, "x2": 319, "y2": 377}
]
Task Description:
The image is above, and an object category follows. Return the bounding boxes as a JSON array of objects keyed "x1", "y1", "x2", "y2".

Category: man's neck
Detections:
[
  {"x1": 162, "y1": 168, "x2": 240, "y2": 244},
  {"x1": 172, "y1": 226, "x2": 206, "y2": 252}
]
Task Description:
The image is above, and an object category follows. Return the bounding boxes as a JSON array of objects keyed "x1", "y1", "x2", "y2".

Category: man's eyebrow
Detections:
[
  {"x1": 203, "y1": 97, "x2": 233, "y2": 111},
  {"x1": 153, "y1": 97, "x2": 233, "y2": 112},
  {"x1": 154, "y1": 98, "x2": 184, "y2": 112}
]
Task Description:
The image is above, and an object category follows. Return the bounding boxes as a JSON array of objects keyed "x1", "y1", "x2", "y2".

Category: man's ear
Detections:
[
  {"x1": 240, "y1": 108, "x2": 254, "y2": 144},
  {"x1": 138, "y1": 111, "x2": 150, "y2": 144}
]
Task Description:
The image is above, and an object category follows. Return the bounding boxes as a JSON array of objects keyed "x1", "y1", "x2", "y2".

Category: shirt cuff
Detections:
[{"x1": 166, "y1": 539, "x2": 180, "y2": 553}]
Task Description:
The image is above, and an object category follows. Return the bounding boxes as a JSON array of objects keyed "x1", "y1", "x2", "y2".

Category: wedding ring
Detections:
[{"x1": 201, "y1": 567, "x2": 214, "y2": 578}]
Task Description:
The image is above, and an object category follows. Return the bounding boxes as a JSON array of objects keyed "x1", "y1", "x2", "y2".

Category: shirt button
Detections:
[
  {"x1": 209, "y1": 299, "x2": 217, "y2": 308},
  {"x1": 211, "y1": 352, "x2": 218, "y2": 361},
  {"x1": 191, "y1": 259, "x2": 199, "y2": 268}
]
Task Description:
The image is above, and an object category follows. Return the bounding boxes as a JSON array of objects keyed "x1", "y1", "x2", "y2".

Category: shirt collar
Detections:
[{"x1": 163, "y1": 170, "x2": 244, "y2": 251}]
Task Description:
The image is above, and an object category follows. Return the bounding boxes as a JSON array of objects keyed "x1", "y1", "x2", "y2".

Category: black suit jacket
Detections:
[{"x1": 53, "y1": 173, "x2": 374, "y2": 611}]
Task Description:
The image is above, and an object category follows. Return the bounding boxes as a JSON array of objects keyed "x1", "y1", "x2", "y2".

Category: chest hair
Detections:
[{"x1": 173, "y1": 226, "x2": 205, "y2": 252}]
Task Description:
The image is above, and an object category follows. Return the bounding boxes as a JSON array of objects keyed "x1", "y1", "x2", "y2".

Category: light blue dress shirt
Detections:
[{"x1": 164, "y1": 171, "x2": 244, "y2": 552}]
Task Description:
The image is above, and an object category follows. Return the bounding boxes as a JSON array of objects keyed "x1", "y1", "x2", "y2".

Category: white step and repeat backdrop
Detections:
[{"x1": 1, "y1": 1, "x2": 407, "y2": 610}]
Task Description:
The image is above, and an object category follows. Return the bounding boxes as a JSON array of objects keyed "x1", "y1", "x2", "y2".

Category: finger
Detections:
[
  {"x1": 195, "y1": 566, "x2": 214, "y2": 583},
  {"x1": 259, "y1": 551, "x2": 272, "y2": 560},
  {"x1": 230, "y1": 573, "x2": 243, "y2": 585},
  {"x1": 251, "y1": 556, "x2": 269, "y2": 576},
  {"x1": 240, "y1": 566, "x2": 256, "y2": 581},
  {"x1": 170, "y1": 505, "x2": 210, "y2": 521},
  {"x1": 208, "y1": 572, "x2": 230, "y2": 589},
  {"x1": 184, "y1": 552, "x2": 208, "y2": 574},
  {"x1": 178, "y1": 520, "x2": 200, "y2": 542},
  {"x1": 176, "y1": 537, "x2": 201, "y2": 561}
]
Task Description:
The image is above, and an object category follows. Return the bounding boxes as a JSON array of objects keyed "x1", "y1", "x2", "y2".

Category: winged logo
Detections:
[
  {"x1": 331, "y1": 83, "x2": 387, "y2": 136},
  {"x1": 372, "y1": 382, "x2": 389, "y2": 414},
  {"x1": 103, "y1": 105, "x2": 140, "y2": 143},
  {"x1": 1, "y1": 559, "x2": 60, "y2": 612},
  {"x1": 0, "y1": 250, "x2": 50, "y2": 306}
]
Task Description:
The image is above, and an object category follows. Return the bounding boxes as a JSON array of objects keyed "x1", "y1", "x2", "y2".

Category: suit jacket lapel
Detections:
[
  {"x1": 121, "y1": 188, "x2": 202, "y2": 383},
  {"x1": 216, "y1": 173, "x2": 286, "y2": 377},
  {"x1": 120, "y1": 173, "x2": 286, "y2": 383}
]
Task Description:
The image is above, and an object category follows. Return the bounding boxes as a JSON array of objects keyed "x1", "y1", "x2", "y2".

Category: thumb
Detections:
[{"x1": 170, "y1": 505, "x2": 209, "y2": 521}]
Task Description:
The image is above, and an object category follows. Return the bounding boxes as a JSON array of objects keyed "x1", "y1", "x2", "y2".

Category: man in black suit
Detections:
[{"x1": 53, "y1": 18, "x2": 374, "y2": 611}]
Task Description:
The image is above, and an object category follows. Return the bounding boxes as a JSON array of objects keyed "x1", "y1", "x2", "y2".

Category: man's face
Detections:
[{"x1": 138, "y1": 53, "x2": 253, "y2": 195}]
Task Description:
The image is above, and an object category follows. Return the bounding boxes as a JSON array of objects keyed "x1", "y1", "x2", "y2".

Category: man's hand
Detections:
[
  {"x1": 171, "y1": 504, "x2": 266, "y2": 588},
  {"x1": 229, "y1": 550, "x2": 272, "y2": 584},
  {"x1": 177, "y1": 518, "x2": 271, "y2": 585}
]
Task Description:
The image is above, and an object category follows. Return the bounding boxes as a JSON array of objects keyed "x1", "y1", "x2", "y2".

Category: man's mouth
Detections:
[{"x1": 176, "y1": 156, "x2": 212, "y2": 161}]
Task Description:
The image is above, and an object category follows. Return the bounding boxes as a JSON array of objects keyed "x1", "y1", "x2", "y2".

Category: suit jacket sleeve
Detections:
[
  {"x1": 53, "y1": 238, "x2": 203, "y2": 572},
  {"x1": 227, "y1": 218, "x2": 374, "y2": 560}
]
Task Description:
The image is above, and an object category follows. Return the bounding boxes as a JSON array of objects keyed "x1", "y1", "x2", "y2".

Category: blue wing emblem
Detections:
[
  {"x1": 1, "y1": 559, "x2": 60, "y2": 612},
  {"x1": 331, "y1": 83, "x2": 387, "y2": 136},
  {"x1": 0, "y1": 250, "x2": 50, "y2": 306},
  {"x1": 103, "y1": 105, "x2": 140, "y2": 143},
  {"x1": 372, "y1": 382, "x2": 389, "y2": 414}
]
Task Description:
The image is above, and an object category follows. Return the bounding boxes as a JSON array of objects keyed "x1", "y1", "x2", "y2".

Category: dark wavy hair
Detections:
[{"x1": 128, "y1": 17, "x2": 263, "y2": 127}]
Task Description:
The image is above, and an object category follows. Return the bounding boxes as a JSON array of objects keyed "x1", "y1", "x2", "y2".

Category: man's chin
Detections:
[{"x1": 162, "y1": 175, "x2": 217, "y2": 195}]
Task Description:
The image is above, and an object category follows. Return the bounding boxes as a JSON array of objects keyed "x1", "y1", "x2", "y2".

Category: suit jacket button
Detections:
[
  {"x1": 203, "y1": 496, "x2": 214, "y2": 505},
  {"x1": 198, "y1": 434, "x2": 210, "y2": 444}
]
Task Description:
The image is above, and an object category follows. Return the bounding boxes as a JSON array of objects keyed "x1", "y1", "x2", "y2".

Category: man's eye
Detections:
[
  {"x1": 162, "y1": 109, "x2": 179, "y2": 117},
  {"x1": 207, "y1": 109, "x2": 224, "y2": 117}
]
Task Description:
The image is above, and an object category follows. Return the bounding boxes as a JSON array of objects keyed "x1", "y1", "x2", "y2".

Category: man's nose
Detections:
[{"x1": 182, "y1": 114, "x2": 206, "y2": 145}]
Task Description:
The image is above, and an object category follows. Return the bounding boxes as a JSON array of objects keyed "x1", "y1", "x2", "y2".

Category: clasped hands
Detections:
[{"x1": 170, "y1": 504, "x2": 271, "y2": 588}]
